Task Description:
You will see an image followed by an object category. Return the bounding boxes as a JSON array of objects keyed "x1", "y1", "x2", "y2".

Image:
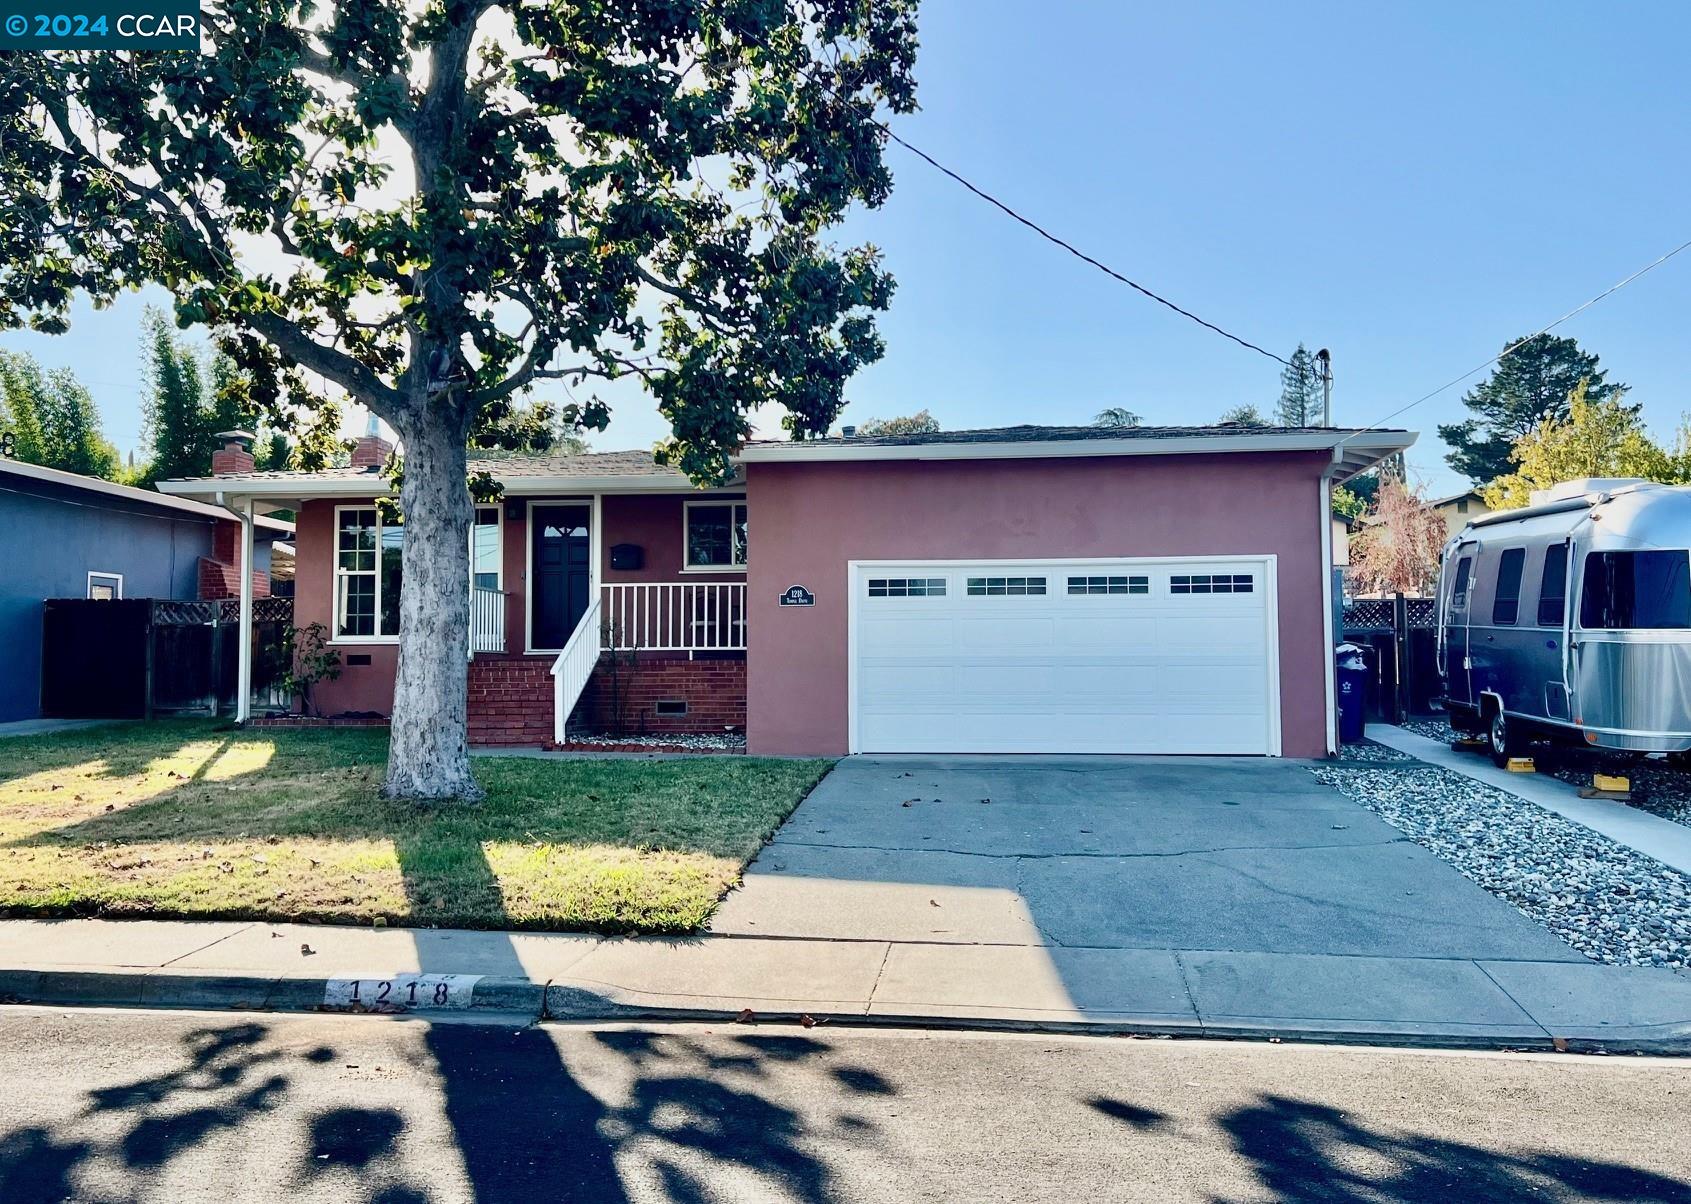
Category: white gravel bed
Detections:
[
  {"x1": 568, "y1": 731, "x2": 746, "y2": 751},
  {"x1": 1384, "y1": 718, "x2": 1691, "y2": 830},
  {"x1": 1310, "y1": 763, "x2": 1691, "y2": 971},
  {"x1": 1335, "y1": 739, "x2": 1416, "y2": 763}
]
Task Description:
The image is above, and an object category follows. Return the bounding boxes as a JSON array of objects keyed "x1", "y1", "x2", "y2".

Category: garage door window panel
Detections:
[
  {"x1": 1067, "y1": 575, "x2": 1148, "y2": 595},
  {"x1": 1170, "y1": 574, "x2": 1254, "y2": 595},
  {"x1": 965, "y1": 576, "x2": 1047, "y2": 596},
  {"x1": 867, "y1": 577, "x2": 947, "y2": 598}
]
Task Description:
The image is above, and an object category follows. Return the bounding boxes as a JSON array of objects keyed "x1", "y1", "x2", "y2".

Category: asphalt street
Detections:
[{"x1": 1, "y1": 1006, "x2": 1687, "y2": 1203}]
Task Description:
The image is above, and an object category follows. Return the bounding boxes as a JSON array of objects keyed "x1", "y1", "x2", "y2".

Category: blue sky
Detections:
[{"x1": 6, "y1": 1, "x2": 1690, "y2": 495}]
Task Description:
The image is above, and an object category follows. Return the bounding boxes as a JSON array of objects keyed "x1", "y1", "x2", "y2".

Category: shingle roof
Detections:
[
  {"x1": 167, "y1": 447, "x2": 681, "y2": 485},
  {"x1": 747, "y1": 422, "x2": 1404, "y2": 450}
]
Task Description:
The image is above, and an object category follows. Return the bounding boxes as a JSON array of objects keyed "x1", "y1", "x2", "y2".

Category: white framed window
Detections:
[
  {"x1": 1170, "y1": 573, "x2": 1253, "y2": 595},
  {"x1": 86, "y1": 571, "x2": 123, "y2": 600},
  {"x1": 966, "y1": 576, "x2": 1047, "y2": 596},
  {"x1": 471, "y1": 505, "x2": 502, "y2": 592},
  {"x1": 335, "y1": 505, "x2": 403, "y2": 640},
  {"x1": 1067, "y1": 575, "x2": 1148, "y2": 595},
  {"x1": 683, "y1": 500, "x2": 748, "y2": 571}
]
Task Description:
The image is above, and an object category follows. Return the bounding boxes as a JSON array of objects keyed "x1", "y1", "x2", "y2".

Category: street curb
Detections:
[
  {"x1": 5, "y1": 966, "x2": 1685, "y2": 1056},
  {"x1": 0, "y1": 968, "x2": 546, "y2": 1021}
]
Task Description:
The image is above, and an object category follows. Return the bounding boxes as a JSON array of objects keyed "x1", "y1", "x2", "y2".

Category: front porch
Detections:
[{"x1": 461, "y1": 491, "x2": 748, "y2": 746}]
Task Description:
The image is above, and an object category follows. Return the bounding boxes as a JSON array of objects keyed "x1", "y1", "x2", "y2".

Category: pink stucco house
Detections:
[{"x1": 160, "y1": 423, "x2": 1413, "y2": 757}]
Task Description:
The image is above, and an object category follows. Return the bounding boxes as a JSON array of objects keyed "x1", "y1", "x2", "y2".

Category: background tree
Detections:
[
  {"x1": 0, "y1": 2, "x2": 919, "y2": 800},
  {"x1": 1439, "y1": 334, "x2": 1626, "y2": 485},
  {"x1": 0, "y1": 351, "x2": 118, "y2": 477},
  {"x1": 856, "y1": 409, "x2": 939, "y2": 437},
  {"x1": 1330, "y1": 485, "x2": 1366, "y2": 521},
  {"x1": 1094, "y1": 407, "x2": 1142, "y2": 428},
  {"x1": 1347, "y1": 475, "x2": 1447, "y2": 597},
  {"x1": 1217, "y1": 403, "x2": 1269, "y2": 427},
  {"x1": 1481, "y1": 382, "x2": 1684, "y2": 509},
  {"x1": 1275, "y1": 344, "x2": 1324, "y2": 426}
]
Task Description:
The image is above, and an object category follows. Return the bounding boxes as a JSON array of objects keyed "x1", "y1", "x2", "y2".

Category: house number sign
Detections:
[
  {"x1": 324, "y1": 973, "x2": 482, "y2": 1012},
  {"x1": 779, "y1": 585, "x2": 816, "y2": 607}
]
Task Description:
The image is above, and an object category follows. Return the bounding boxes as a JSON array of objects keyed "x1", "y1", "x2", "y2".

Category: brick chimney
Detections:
[
  {"x1": 211, "y1": 429, "x2": 256, "y2": 476},
  {"x1": 351, "y1": 413, "x2": 394, "y2": 469}
]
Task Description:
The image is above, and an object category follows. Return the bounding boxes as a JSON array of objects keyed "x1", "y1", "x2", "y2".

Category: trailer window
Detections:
[
  {"x1": 1492, "y1": 548, "x2": 1526, "y2": 625},
  {"x1": 1580, "y1": 551, "x2": 1691, "y2": 629},
  {"x1": 1536, "y1": 544, "x2": 1568, "y2": 627},
  {"x1": 1450, "y1": 556, "x2": 1472, "y2": 610}
]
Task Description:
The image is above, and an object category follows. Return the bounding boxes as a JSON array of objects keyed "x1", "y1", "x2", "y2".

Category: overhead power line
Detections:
[
  {"x1": 878, "y1": 126, "x2": 1292, "y2": 367},
  {"x1": 1339, "y1": 236, "x2": 1691, "y2": 445}
]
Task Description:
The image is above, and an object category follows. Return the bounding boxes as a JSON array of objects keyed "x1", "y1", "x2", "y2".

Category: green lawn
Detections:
[{"x1": 0, "y1": 721, "x2": 832, "y2": 934}]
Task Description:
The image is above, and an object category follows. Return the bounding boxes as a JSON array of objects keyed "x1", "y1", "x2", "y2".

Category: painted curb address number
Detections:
[{"x1": 324, "y1": 973, "x2": 483, "y2": 1011}]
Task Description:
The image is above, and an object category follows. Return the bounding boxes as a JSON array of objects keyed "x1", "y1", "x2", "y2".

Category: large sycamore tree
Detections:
[{"x1": 0, "y1": 0, "x2": 918, "y2": 799}]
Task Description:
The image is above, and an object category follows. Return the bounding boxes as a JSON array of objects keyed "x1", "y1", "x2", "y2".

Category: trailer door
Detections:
[{"x1": 1441, "y1": 546, "x2": 1477, "y2": 709}]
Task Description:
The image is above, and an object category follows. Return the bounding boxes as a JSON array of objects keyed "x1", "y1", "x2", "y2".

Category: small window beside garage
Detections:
[
  {"x1": 1492, "y1": 547, "x2": 1526, "y2": 625},
  {"x1": 867, "y1": 577, "x2": 947, "y2": 598},
  {"x1": 1170, "y1": 574, "x2": 1253, "y2": 595},
  {"x1": 1067, "y1": 575, "x2": 1148, "y2": 595},
  {"x1": 966, "y1": 576, "x2": 1047, "y2": 596}
]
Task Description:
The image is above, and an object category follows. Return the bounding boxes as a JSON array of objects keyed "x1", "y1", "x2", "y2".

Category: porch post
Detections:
[{"x1": 236, "y1": 496, "x2": 254, "y2": 723}]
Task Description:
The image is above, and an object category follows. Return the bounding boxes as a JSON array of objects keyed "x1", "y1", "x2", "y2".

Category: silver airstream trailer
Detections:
[{"x1": 1436, "y1": 478, "x2": 1691, "y2": 766}]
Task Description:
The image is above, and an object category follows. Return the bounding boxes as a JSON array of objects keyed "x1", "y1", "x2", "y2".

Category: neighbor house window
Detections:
[
  {"x1": 86, "y1": 572, "x2": 122, "y2": 600},
  {"x1": 335, "y1": 506, "x2": 403, "y2": 639},
  {"x1": 1492, "y1": 547, "x2": 1526, "y2": 625},
  {"x1": 1580, "y1": 550, "x2": 1691, "y2": 630},
  {"x1": 471, "y1": 506, "x2": 501, "y2": 592},
  {"x1": 685, "y1": 501, "x2": 748, "y2": 570}
]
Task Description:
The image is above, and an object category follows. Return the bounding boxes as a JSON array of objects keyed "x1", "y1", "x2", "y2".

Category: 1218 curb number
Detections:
[{"x1": 323, "y1": 973, "x2": 482, "y2": 1012}]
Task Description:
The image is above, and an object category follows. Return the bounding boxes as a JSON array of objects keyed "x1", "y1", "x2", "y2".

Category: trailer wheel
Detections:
[{"x1": 1487, "y1": 709, "x2": 1524, "y2": 768}]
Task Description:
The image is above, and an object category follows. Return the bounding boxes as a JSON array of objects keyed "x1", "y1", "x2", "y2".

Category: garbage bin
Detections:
[{"x1": 1335, "y1": 643, "x2": 1368, "y2": 745}]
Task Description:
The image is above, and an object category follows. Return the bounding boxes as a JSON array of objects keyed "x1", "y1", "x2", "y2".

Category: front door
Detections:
[{"x1": 531, "y1": 504, "x2": 592, "y2": 649}]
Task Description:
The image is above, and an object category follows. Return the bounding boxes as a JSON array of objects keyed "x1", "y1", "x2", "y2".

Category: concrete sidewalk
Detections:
[{"x1": 2, "y1": 917, "x2": 1689, "y2": 1053}]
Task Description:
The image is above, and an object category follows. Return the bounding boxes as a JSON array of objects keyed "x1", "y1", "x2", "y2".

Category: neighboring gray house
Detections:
[{"x1": 0, "y1": 457, "x2": 290, "y2": 721}]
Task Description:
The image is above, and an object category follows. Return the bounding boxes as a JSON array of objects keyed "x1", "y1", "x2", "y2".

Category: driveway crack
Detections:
[{"x1": 772, "y1": 838, "x2": 1409, "y2": 861}]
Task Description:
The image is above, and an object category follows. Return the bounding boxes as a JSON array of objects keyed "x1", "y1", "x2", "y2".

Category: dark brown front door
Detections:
[{"x1": 531, "y1": 504, "x2": 591, "y2": 649}]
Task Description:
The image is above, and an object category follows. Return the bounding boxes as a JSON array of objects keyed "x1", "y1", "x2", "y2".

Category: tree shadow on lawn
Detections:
[{"x1": 0, "y1": 721, "x2": 825, "y2": 933}]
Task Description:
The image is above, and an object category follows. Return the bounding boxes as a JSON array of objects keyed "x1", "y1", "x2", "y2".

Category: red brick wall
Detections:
[
  {"x1": 211, "y1": 447, "x2": 254, "y2": 475},
  {"x1": 197, "y1": 519, "x2": 269, "y2": 600},
  {"x1": 575, "y1": 655, "x2": 745, "y2": 735},
  {"x1": 467, "y1": 657, "x2": 555, "y2": 746}
]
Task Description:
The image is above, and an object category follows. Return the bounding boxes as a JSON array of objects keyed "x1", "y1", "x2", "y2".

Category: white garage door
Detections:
[{"x1": 852, "y1": 558, "x2": 1279, "y2": 755}]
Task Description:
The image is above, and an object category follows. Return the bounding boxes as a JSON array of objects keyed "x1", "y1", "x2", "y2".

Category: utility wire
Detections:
[
  {"x1": 1338, "y1": 236, "x2": 1691, "y2": 445},
  {"x1": 878, "y1": 125, "x2": 1292, "y2": 367}
]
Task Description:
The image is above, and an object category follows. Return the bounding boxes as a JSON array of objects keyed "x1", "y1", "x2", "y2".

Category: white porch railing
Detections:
[
  {"x1": 550, "y1": 596, "x2": 602, "y2": 743},
  {"x1": 601, "y1": 582, "x2": 747, "y2": 652},
  {"x1": 470, "y1": 587, "x2": 506, "y2": 656}
]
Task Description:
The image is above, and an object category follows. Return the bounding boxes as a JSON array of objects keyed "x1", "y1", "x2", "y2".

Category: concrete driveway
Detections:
[{"x1": 711, "y1": 756, "x2": 1582, "y2": 963}]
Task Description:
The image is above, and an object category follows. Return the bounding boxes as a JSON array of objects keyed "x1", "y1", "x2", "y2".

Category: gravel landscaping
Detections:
[
  {"x1": 1385, "y1": 717, "x2": 1691, "y2": 829},
  {"x1": 563, "y1": 732, "x2": 747, "y2": 753},
  {"x1": 1335, "y1": 738, "x2": 1415, "y2": 763},
  {"x1": 1310, "y1": 762, "x2": 1691, "y2": 970}
]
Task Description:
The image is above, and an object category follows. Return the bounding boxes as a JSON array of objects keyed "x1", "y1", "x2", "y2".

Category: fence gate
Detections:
[
  {"x1": 42, "y1": 597, "x2": 293, "y2": 720},
  {"x1": 1341, "y1": 594, "x2": 1439, "y2": 723}
]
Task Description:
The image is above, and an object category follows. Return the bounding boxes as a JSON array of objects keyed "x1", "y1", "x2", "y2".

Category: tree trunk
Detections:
[{"x1": 383, "y1": 411, "x2": 482, "y2": 801}]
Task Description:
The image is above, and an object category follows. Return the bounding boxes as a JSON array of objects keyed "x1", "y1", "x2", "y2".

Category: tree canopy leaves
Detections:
[
  {"x1": 1481, "y1": 381, "x2": 1690, "y2": 509},
  {"x1": 856, "y1": 408, "x2": 938, "y2": 437},
  {"x1": 0, "y1": 350, "x2": 119, "y2": 478},
  {"x1": 0, "y1": 0, "x2": 920, "y2": 484},
  {"x1": 1438, "y1": 334, "x2": 1626, "y2": 485}
]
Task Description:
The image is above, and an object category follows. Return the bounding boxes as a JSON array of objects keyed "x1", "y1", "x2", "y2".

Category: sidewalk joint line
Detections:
[
  {"x1": 160, "y1": 922, "x2": 258, "y2": 968},
  {"x1": 1472, "y1": 959, "x2": 1557, "y2": 1041}
]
